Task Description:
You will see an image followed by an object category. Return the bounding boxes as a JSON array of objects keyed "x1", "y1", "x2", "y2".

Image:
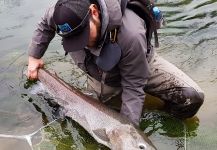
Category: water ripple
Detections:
[
  {"x1": 0, "y1": 35, "x2": 14, "y2": 40},
  {"x1": 159, "y1": 0, "x2": 217, "y2": 36}
]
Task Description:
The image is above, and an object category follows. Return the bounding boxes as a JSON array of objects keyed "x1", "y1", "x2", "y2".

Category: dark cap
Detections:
[{"x1": 53, "y1": 0, "x2": 91, "y2": 52}]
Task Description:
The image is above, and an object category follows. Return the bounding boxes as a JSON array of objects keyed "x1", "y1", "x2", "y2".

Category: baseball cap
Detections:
[{"x1": 53, "y1": 0, "x2": 91, "y2": 52}]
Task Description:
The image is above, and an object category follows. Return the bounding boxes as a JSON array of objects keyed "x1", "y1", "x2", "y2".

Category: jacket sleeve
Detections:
[
  {"x1": 118, "y1": 31, "x2": 150, "y2": 126},
  {"x1": 28, "y1": 6, "x2": 56, "y2": 59}
]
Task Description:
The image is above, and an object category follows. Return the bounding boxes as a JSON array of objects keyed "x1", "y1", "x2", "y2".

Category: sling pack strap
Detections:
[
  {"x1": 99, "y1": 72, "x2": 107, "y2": 100},
  {"x1": 120, "y1": 0, "x2": 128, "y2": 15}
]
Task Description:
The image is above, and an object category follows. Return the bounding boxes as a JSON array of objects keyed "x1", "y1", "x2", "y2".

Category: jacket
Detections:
[{"x1": 28, "y1": 0, "x2": 154, "y2": 126}]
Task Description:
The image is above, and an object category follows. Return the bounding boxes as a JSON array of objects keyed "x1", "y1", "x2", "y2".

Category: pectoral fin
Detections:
[{"x1": 93, "y1": 128, "x2": 110, "y2": 142}]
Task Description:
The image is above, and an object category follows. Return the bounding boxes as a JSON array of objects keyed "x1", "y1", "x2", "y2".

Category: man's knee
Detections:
[{"x1": 165, "y1": 87, "x2": 204, "y2": 119}]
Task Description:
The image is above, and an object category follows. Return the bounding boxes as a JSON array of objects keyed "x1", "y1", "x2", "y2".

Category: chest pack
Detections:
[{"x1": 120, "y1": 0, "x2": 165, "y2": 48}]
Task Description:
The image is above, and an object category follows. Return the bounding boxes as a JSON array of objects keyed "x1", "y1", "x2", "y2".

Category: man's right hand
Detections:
[{"x1": 27, "y1": 56, "x2": 44, "y2": 80}]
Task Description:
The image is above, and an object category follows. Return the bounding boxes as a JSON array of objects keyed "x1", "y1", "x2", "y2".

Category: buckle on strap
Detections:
[{"x1": 109, "y1": 29, "x2": 118, "y2": 43}]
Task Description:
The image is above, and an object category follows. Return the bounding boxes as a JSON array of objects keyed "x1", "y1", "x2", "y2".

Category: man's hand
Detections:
[{"x1": 27, "y1": 56, "x2": 44, "y2": 80}]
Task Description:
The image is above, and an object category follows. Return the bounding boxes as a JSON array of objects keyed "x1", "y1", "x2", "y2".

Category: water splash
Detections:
[
  {"x1": 0, "y1": 119, "x2": 58, "y2": 150},
  {"x1": 29, "y1": 81, "x2": 46, "y2": 95}
]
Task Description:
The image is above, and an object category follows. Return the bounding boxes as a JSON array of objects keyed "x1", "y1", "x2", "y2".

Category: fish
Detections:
[{"x1": 37, "y1": 68, "x2": 156, "y2": 150}]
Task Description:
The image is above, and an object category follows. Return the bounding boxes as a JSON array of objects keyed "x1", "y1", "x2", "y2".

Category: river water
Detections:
[{"x1": 0, "y1": 0, "x2": 216, "y2": 149}]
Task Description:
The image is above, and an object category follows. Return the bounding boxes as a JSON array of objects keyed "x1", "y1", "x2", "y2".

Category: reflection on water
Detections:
[
  {"x1": 141, "y1": 111, "x2": 199, "y2": 138},
  {"x1": 157, "y1": 0, "x2": 217, "y2": 83},
  {"x1": 140, "y1": 110, "x2": 199, "y2": 150},
  {"x1": 0, "y1": 0, "x2": 217, "y2": 149},
  {"x1": 153, "y1": 0, "x2": 217, "y2": 149},
  {"x1": 33, "y1": 118, "x2": 109, "y2": 150},
  {"x1": 0, "y1": 119, "x2": 58, "y2": 150}
]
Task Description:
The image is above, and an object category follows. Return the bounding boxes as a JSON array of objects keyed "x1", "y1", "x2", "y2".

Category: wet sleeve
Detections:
[
  {"x1": 28, "y1": 6, "x2": 56, "y2": 59},
  {"x1": 118, "y1": 33, "x2": 150, "y2": 126}
]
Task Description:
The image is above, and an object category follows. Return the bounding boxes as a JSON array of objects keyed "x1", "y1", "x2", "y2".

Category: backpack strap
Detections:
[
  {"x1": 120, "y1": 0, "x2": 128, "y2": 16},
  {"x1": 120, "y1": 0, "x2": 160, "y2": 48},
  {"x1": 127, "y1": 0, "x2": 159, "y2": 48}
]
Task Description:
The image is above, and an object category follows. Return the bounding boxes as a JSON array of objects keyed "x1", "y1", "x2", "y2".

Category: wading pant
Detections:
[{"x1": 87, "y1": 53, "x2": 204, "y2": 119}]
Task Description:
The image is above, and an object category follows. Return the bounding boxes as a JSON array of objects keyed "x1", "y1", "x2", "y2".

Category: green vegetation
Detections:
[
  {"x1": 33, "y1": 118, "x2": 109, "y2": 150},
  {"x1": 140, "y1": 110, "x2": 199, "y2": 138}
]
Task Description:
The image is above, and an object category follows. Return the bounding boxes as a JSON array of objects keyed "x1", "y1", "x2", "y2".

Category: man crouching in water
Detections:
[{"x1": 27, "y1": 0, "x2": 204, "y2": 126}]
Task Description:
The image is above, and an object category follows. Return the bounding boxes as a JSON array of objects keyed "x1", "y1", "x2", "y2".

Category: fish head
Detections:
[{"x1": 107, "y1": 124, "x2": 156, "y2": 150}]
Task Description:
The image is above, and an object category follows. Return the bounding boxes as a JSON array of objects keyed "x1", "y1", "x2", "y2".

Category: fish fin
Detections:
[{"x1": 93, "y1": 128, "x2": 110, "y2": 142}]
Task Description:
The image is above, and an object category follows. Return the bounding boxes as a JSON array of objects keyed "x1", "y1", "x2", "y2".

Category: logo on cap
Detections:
[{"x1": 58, "y1": 23, "x2": 72, "y2": 33}]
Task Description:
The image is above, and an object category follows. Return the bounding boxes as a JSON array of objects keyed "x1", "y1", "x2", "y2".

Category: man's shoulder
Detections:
[
  {"x1": 117, "y1": 8, "x2": 147, "y2": 52},
  {"x1": 119, "y1": 8, "x2": 147, "y2": 40},
  {"x1": 43, "y1": 5, "x2": 55, "y2": 20}
]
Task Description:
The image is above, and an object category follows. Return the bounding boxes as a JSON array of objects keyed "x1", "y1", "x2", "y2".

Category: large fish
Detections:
[{"x1": 37, "y1": 68, "x2": 156, "y2": 150}]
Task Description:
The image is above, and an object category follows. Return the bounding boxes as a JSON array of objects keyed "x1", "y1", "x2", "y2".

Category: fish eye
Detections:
[{"x1": 138, "y1": 143, "x2": 147, "y2": 149}]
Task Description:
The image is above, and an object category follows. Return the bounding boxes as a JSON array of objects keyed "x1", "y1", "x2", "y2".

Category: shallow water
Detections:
[{"x1": 0, "y1": 0, "x2": 216, "y2": 149}]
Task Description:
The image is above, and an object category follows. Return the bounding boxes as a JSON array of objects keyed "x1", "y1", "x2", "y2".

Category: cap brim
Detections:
[{"x1": 62, "y1": 23, "x2": 90, "y2": 52}]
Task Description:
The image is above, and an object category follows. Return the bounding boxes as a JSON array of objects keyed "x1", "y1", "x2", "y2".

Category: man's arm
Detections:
[
  {"x1": 118, "y1": 32, "x2": 150, "y2": 126},
  {"x1": 28, "y1": 6, "x2": 56, "y2": 80}
]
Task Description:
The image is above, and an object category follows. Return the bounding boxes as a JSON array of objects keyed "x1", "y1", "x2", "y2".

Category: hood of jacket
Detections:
[{"x1": 96, "y1": 0, "x2": 123, "y2": 39}]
